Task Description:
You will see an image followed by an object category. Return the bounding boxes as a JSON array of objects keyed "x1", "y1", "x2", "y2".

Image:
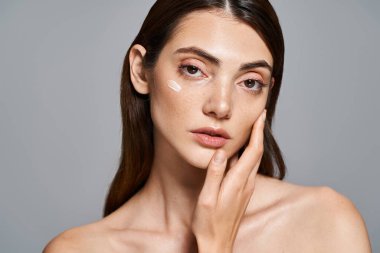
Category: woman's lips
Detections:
[{"x1": 191, "y1": 127, "x2": 231, "y2": 148}]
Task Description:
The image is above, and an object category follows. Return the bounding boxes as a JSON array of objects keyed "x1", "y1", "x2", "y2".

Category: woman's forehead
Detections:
[{"x1": 163, "y1": 10, "x2": 273, "y2": 66}]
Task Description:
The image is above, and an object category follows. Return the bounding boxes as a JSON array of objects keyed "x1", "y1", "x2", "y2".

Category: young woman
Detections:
[{"x1": 44, "y1": 0, "x2": 371, "y2": 252}]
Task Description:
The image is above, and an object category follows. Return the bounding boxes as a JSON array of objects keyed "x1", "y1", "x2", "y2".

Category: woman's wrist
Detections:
[
  {"x1": 197, "y1": 245, "x2": 232, "y2": 253},
  {"x1": 195, "y1": 237, "x2": 233, "y2": 253}
]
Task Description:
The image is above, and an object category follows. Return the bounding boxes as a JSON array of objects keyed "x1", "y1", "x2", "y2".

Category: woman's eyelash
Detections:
[
  {"x1": 240, "y1": 79, "x2": 268, "y2": 94},
  {"x1": 178, "y1": 64, "x2": 205, "y2": 78},
  {"x1": 178, "y1": 64, "x2": 267, "y2": 94}
]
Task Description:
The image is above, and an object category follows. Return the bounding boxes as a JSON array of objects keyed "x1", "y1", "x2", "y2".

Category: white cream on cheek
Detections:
[{"x1": 168, "y1": 80, "x2": 182, "y2": 92}]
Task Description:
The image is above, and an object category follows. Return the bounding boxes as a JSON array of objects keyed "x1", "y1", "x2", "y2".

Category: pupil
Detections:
[
  {"x1": 245, "y1": 80, "x2": 256, "y2": 88},
  {"x1": 187, "y1": 66, "x2": 198, "y2": 74}
]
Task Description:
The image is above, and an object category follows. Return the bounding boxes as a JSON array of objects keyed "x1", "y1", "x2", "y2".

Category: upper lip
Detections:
[{"x1": 191, "y1": 127, "x2": 231, "y2": 139}]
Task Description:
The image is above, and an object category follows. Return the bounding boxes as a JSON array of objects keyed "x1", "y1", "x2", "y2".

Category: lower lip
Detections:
[{"x1": 192, "y1": 133, "x2": 228, "y2": 148}]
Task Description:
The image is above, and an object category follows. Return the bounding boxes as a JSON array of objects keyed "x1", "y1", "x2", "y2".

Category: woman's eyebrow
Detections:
[
  {"x1": 239, "y1": 61, "x2": 272, "y2": 73},
  {"x1": 174, "y1": 46, "x2": 272, "y2": 73},
  {"x1": 174, "y1": 46, "x2": 220, "y2": 65}
]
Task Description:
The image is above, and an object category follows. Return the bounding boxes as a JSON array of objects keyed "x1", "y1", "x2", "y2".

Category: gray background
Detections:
[{"x1": 0, "y1": 0, "x2": 378, "y2": 252}]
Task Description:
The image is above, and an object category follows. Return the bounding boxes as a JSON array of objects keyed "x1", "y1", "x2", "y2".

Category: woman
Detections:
[{"x1": 44, "y1": 0, "x2": 371, "y2": 252}]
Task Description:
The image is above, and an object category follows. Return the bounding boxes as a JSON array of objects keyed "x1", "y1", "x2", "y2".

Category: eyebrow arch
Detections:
[
  {"x1": 239, "y1": 61, "x2": 272, "y2": 73},
  {"x1": 174, "y1": 47, "x2": 220, "y2": 65},
  {"x1": 174, "y1": 46, "x2": 273, "y2": 73}
]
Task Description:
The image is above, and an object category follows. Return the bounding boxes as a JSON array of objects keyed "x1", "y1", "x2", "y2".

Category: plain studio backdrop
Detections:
[{"x1": 0, "y1": 0, "x2": 379, "y2": 252}]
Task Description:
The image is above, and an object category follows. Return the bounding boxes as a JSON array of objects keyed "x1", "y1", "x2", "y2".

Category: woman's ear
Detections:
[{"x1": 129, "y1": 44, "x2": 149, "y2": 95}]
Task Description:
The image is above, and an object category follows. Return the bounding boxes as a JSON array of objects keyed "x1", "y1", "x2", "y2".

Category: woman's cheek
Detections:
[
  {"x1": 238, "y1": 107, "x2": 263, "y2": 144},
  {"x1": 151, "y1": 80, "x2": 189, "y2": 124}
]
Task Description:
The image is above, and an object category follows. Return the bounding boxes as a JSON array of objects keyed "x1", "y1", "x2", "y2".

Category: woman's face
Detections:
[{"x1": 149, "y1": 10, "x2": 273, "y2": 169}]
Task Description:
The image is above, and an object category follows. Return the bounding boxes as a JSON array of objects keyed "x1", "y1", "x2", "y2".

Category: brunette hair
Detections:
[{"x1": 103, "y1": 0, "x2": 286, "y2": 217}]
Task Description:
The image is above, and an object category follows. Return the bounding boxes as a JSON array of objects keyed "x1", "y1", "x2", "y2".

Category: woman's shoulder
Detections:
[
  {"x1": 255, "y1": 174, "x2": 356, "y2": 211},
  {"x1": 43, "y1": 217, "x2": 146, "y2": 253},
  {"x1": 42, "y1": 221, "x2": 117, "y2": 253},
  {"x1": 253, "y1": 175, "x2": 363, "y2": 217},
  {"x1": 258, "y1": 175, "x2": 364, "y2": 222},
  {"x1": 43, "y1": 225, "x2": 87, "y2": 253},
  {"x1": 243, "y1": 175, "x2": 371, "y2": 252}
]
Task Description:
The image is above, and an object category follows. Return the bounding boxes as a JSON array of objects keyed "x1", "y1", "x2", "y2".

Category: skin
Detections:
[{"x1": 43, "y1": 10, "x2": 371, "y2": 253}]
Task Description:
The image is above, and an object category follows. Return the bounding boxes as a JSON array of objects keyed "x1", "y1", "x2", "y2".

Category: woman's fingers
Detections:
[
  {"x1": 227, "y1": 153, "x2": 239, "y2": 170},
  {"x1": 191, "y1": 109, "x2": 267, "y2": 250},
  {"x1": 198, "y1": 109, "x2": 266, "y2": 205},
  {"x1": 245, "y1": 114, "x2": 266, "y2": 190},
  {"x1": 198, "y1": 150, "x2": 228, "y2": 206},
  {"x1": 224, "y1": 109, "x2": 266, "y2": 189}
]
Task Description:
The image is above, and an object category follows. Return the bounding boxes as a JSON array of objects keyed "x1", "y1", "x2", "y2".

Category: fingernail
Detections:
[
  {"x1": 262, "y1": 110, "x2": 267, "y2": 123},
  {"x1": 213, "y1": 150, "x2": 226, "y2": 164}
]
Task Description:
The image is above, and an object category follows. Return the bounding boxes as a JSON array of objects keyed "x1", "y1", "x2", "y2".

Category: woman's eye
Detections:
[
  {"x1": 179, "y1": 65, "x2": 204, "y2": 78},
  {"x1": 241, "y1": 79, "x2": 264, "y2": 93}
]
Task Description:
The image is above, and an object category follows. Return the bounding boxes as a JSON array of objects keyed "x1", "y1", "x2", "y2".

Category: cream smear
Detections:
[{"x1": 168, "y1": 80, "x2": 182, "y2": 92}]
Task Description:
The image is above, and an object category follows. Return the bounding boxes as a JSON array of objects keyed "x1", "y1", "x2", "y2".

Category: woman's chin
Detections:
[
  {"x1": 183, "y1": 149, "x2": 215, "y2": 170},
  {"x1": 179, "y1": 141, "x2": 244, "y2": 170},
  {"x1": 184, "y1": 148, "x2": 234, "y2": 170},
  {"x1": 188, "y1": 156, "x2": 212, "y2": 170}
]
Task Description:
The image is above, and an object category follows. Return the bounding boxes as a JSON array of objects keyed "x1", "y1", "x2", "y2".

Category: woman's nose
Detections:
[{"x1": 202, "y1": 79, "x2": 233, "y2": 120}]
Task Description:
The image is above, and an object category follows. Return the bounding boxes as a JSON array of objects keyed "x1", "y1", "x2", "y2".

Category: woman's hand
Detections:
[{"x1": 191, "y1": 109, "x2": 266, "y2": 253}]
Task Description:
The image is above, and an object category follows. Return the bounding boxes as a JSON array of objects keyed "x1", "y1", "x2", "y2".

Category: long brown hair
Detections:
[{"x1": 103, "y1": 0, "x2": 286, "y2": 217}]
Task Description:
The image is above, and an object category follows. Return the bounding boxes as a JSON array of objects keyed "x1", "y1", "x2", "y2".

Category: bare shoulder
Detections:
[
  {"x1": 43, "y1": 226, "x2": 85, "y2": 253},
  {"x1": 251, "y1": 176, "x2": 372, "y2": 252},
  {"x1": 42, "y1": 222, "x2": 112, "y2": 253},
  {"x1": 301, "y1": 185, "x2": 372, "y2": 252}
]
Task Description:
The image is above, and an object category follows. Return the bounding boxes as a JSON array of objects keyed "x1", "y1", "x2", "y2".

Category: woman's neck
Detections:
[{"x1": 139, "y1": 143, "x2": 207, "y2": 233}]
